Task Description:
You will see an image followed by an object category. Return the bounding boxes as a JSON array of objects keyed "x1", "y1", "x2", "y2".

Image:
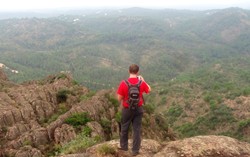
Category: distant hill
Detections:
[{"x1": 0, "y1": 7, "x2": 250, "y2": 89}]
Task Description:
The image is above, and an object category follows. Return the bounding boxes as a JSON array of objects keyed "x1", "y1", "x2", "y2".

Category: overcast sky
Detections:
[{"x1": 1, "y1": 0, "x2": 250, "y2": 12}]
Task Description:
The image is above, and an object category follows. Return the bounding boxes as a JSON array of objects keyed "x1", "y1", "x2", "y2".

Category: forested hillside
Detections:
[
  {"x1": 0, "y1": 7, "x2": 250, "y2": 142},
  {"x1": 1, "y1": 7, "x2": 249, "y2": 88}
]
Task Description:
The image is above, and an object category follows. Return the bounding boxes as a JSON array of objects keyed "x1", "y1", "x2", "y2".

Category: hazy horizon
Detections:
[{"x1": 1, "y1": 0, "x2": 250, "y2": 12}]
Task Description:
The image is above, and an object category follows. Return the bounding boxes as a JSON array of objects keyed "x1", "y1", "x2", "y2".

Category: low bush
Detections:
[
  {"x1": 238, "y1": 119, "x2": 250, "y2": 131},
  {"x1": 65, "y1": 112, "x2": 91, "y2": 127},
  {"x1": 143, "y1": 103, "x2": 156, "y2": 114},
  {"x1": 59, "y1": 131, "x2": 97, "y2": 154},
  {"x1": 97, "y1": 144, "x2": 116, "y2": 156},
  {"x1": 56, "y1": 89, "x2": 71, "y2": 103}
]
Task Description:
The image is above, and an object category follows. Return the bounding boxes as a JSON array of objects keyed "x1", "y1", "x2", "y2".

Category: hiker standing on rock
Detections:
[{"x1": 117, "y1": 64, "x2": 151, "y2": 156}]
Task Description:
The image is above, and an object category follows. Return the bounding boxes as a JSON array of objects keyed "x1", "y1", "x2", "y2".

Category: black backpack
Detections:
[{"x1": 124, "y1": 79, "x2": 142, "y2": 110}]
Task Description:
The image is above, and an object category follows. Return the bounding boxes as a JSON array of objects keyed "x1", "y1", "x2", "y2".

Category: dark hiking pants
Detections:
[{"x1": 120, "y1": 107, "x2": 143, "y2": 153}]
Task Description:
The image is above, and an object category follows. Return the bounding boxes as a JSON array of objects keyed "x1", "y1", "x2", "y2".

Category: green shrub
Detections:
[
  {"x1": 82, "y1": 126, "x2": 92, "y2": 137},
  {"x1": 56, "y1": 89, "x2": 71, "y2": 103},
  {"x1": 97, "y1": 144, "x2": 116, "y2": 156},
  {"x1": 197, "y1": 104, "x2": 235, "y2": 130},
  {"x1": 100, "y1": 118, "x2": 112, "y2": 133},
  {"x1": 58, "y1": 103, "x2": 68, "y2": 114},
  {"x1": 72, "y1": 80, "x2": 79, "y2": 85},
  {"x1": 238, "y1": 119, "x2": 250, "y2": 131},
  {"x1": 242, "y1": 88, "x2": 250, "y2": 96},
  {"x1": 80, "y1": 91, "x2": 96, "y2": 101},
  {"x1": 93, "y1": 135, "x2": 103, "y2": 142},
  {"x1": 226, "y1": 89, "x2": 242, "y2": 100},
  {"x1": 164, "y1": 104, "x2": 183, "y2": 126},
  {"x1": 45, "y1": 103, "x2": 69, "y2": 125},
  {"x1": 57, "y1": 73, "x2": 67, "y2": 79},
  {"x1": 65, "y1": 112, "x2": 91, "y2": 127},
  {"x1": 158, "y1": 96, "x2": 167, "y2": 106},
  {"x1": 159, "y1": 88, "x2": 169, "y2": 95},
  {"x1": 115, "y1": 111, "x2": 122, "y2": 123},
  {"x1": 209, "y1": 100, "x2": 217, "y2": 111},
  {"x1": 167, "y1": 105, "x2": 183, "y2": 118},
  {"x1": 100, "y1": 118, "x2": 112, "y2": 140},
  {"x1": 143, "y1": 103, "x2": 156, "y2": 114},
  {"x1": 22, "y1": 139, "x2": 32, "y2": 146},
  {"x1": 105, "y1": 93, "x2": 119, "y2": 109},
  {"x1": 176, "y1": 122, "x2": 199, "y2": 137},
  {"x1": 176, "y1": 103, "x2": 236, "y2": 137},
  {"x1": 1, "y1": 127, "x2": 7, "y2": 133},
  {"x1": 59, "y1": 131, "x2": 97, "y2": 154}
]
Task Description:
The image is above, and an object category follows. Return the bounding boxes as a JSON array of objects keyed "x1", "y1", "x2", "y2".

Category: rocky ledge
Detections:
[{"x1": 61, "y1": 135, "x2": 250, "y2": 157}]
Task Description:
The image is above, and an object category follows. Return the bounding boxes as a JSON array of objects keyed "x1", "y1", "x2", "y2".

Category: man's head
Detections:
[{"x1": 129, "y1": 64, "x2": 139, "y2": 74}]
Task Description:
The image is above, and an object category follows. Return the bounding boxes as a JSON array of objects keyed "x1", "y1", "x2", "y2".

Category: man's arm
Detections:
[
  {"x1": 117, "y1": 94, "x2": 124, "y2": 110},
  {"x1": 117, "y1": 94, "x2": 124, "y2": 102},
  {"x1": 147, "y1": 83, "x2": 151, "y2": 93},
  {"x1": 138, "y1": 75, "x2": 151, "y2": 93}
]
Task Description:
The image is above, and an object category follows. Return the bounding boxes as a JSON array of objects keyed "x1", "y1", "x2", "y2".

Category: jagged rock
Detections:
[
  {"x1": 54, "y1": 124, "x2": 76, "y2": 145},
  {"x1": 15, "y1": 146, "x2": 43, "y2": 157},
  {"x1": 31, "y1": 128, "x2": 50, "y2": 148},
  {"x1": 4, "y1": 146, "x2": 43, "y2": 157},
  {"x1": 5, "y1": 123, "x2": 29, "y2": 140},
  {"x1": 0, "y1": 73, "x2": 89, "y2": 156},
  {"x1": 86, "y1": 121, "x2": 105, "y2": 138}
]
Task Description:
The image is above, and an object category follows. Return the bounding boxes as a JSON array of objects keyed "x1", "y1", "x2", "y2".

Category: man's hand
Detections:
[
  {"x1": 137, "y1": 75, "x2": 145, "y2": 81},
  {"x1": 138, "y1": 75, "x2": 151, "y2": 92}
]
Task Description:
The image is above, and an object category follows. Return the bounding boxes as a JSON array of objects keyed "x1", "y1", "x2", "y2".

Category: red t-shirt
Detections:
[{"x1": 117, "y1": 77, "x2": 150, "y2": 108}]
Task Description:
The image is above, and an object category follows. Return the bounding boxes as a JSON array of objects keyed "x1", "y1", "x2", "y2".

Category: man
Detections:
[{"x1": 117, "y1": 64, "x2": 151, "y2": 156}]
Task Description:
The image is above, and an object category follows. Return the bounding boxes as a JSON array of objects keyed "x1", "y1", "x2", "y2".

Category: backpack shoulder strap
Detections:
[
  {"x1": 124, "y1": 79, "x2": 142, "y2": 87},
  {"x1": 124, "y1": 80, "x2": 131, "y2": 87},
  {"x1": 136, "y1": 79, "x2": 142, "y2": 87}
]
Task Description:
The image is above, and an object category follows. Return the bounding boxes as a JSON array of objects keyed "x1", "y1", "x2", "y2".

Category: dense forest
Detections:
[{"x1": 0, "y1": 7, "x2": 250, "y2": 142}]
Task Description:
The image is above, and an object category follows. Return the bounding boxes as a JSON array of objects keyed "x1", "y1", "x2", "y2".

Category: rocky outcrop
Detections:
[
  {"x1": 155, "y1": 135, "x2": 250, "y2": 157},
  {"x1": 0, "y1": 73, "x2": 89, "y2": 156},
  {"x1": 61, "y1": 135, "x2": 250, "y2": 157}
]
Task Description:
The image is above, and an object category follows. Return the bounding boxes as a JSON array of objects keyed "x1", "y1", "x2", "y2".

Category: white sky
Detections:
[{"x1": 1, "y1": 0, "x2": 250, "y2": 11}]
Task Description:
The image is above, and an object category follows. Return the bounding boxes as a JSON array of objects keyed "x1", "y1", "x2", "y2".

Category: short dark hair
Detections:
[{"x1": 129, "y1": 64, "x2": 139, "y2": 74}]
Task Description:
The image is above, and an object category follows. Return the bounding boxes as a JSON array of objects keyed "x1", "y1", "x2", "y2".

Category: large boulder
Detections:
[{"x1": 155, "y1": 135, "x2": 250, "y2": 157}]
